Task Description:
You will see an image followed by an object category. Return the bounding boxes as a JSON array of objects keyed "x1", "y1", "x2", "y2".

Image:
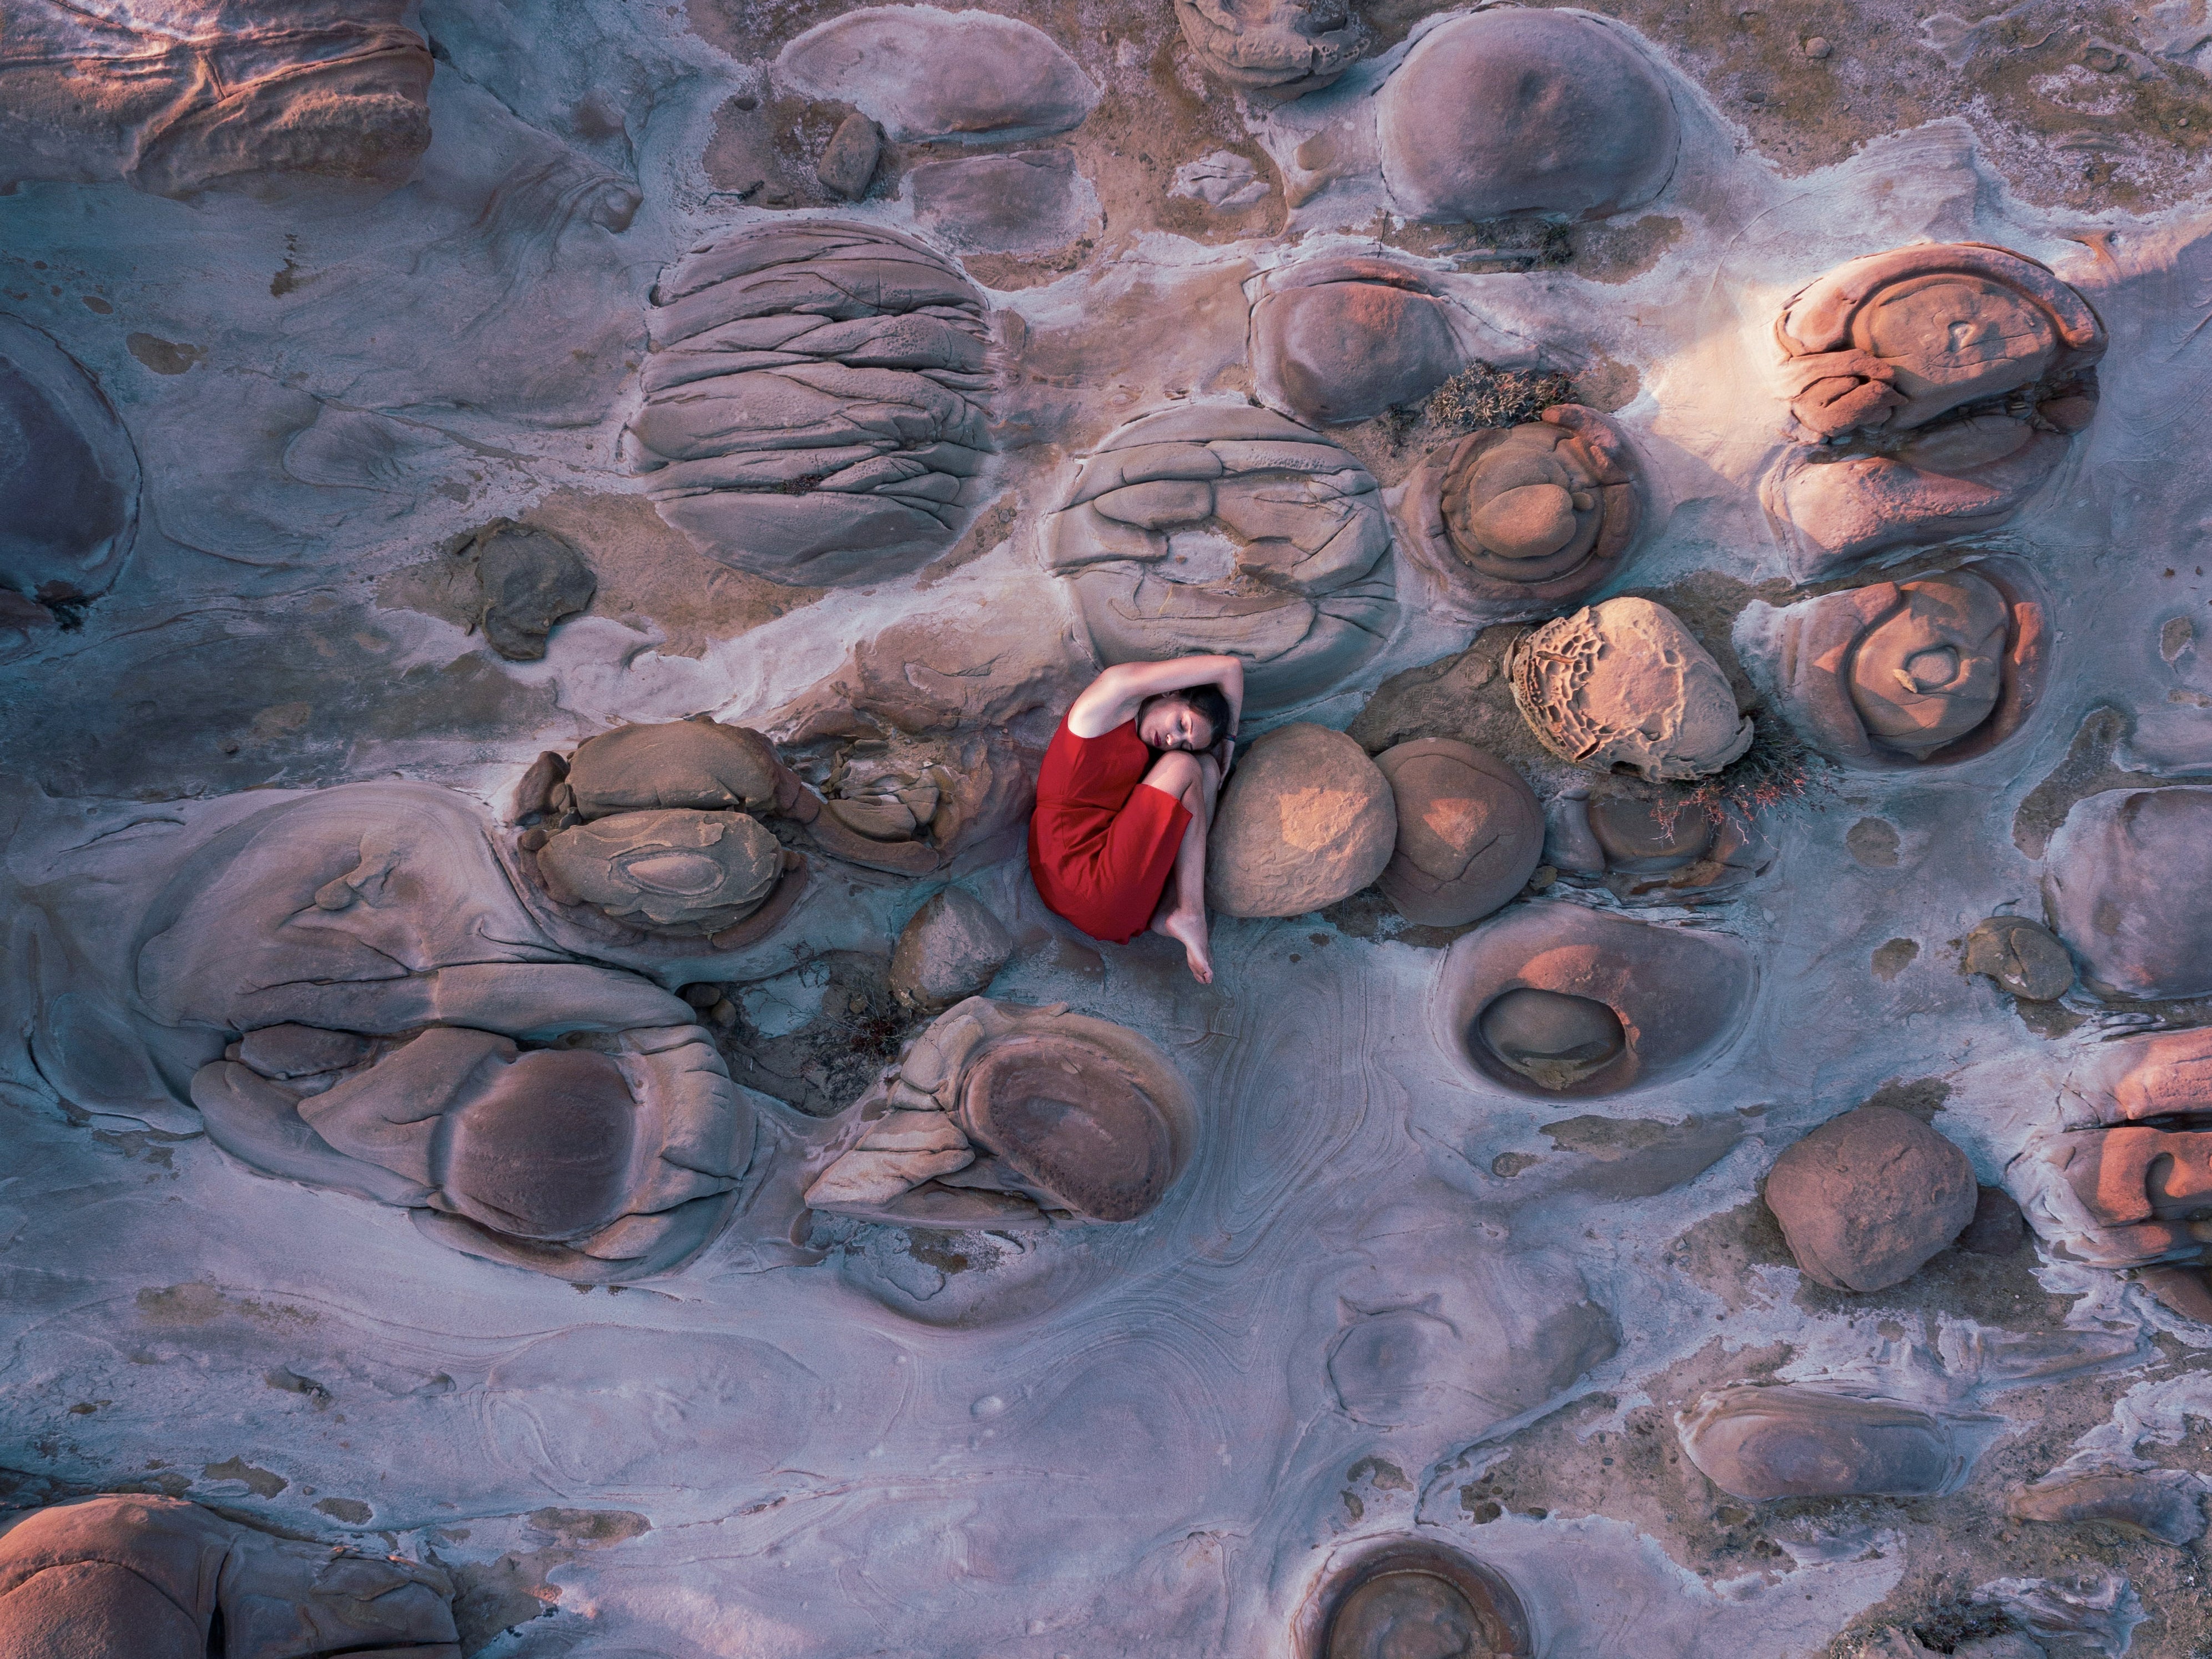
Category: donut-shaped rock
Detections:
[
  {"x1": 1742, "y1": 562, "x2": 2047, "y2": 767},
  {"x1": 1400, "y1": 405, "x2": 1642, "y2": 619},
  {"x1": 1511, "y1": 597, "x2": 1754, "y2": 782},
  {"x1": 1377, "y1": 10, "x2": 1678, "y2": 224},
  {"x1": 1763, "y1": 1103, "x2": 1978, "y2": 1292},
  {"x1": 804, "y1": 997, "x2": 1196, "y2": 1229},
  {"x1": 1438, "y1": 901, "x2": 1754, "y2": 1096},
  {"x1": 1677, "y1": 1386, "x2": 1968, "y2": 1501},
  {"x1": 1373, "y1": 739, "x2": 1541, "y2": 927},
  {"x1": 1249, "y1": 257, "x2": 1461, "y2": 426},
  {"x1": 1042, "y1": 404, "x2": 1398, "y2": 717},
  {"x1": 1767, "y1": 244, "x2": 2105, "y2": 578},
  {"x1": 775, "y1": 6, "x2": 1097, "y2": 143},
  {"x1": 1294, "y1": 1542, "x2": 1534, "y2": 1659},
  {"x1": 0, "y1": 1497, "x2": 458, "y2": 1657},
  {"x1": 0, "y1": 316, "x2": 138, "y2": 630},
  {"x1": 2045, "y1": 786, "x2": 2212, "y2": 1001},
  {"x1": 626, "y1": 222, "x2": 996, "y2": 587},
  {"x1": 1207, "y1": 723, "x2": 1397, "y2": 918}
]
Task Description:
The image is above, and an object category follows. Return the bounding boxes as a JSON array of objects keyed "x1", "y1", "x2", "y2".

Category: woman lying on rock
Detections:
[{"x1": 1028, "y1": 655, "x2": 1243, "y2": 984}]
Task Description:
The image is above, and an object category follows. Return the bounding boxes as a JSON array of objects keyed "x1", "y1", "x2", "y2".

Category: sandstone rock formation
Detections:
[
  {"x1": 1677, "y1": 1385, "x2": 1971, "y2": 1500},
  {"x1": 1206, "y1": 723, "x2": 1397, "y2": 918},
  {"x1": 1372, "y1": 739, "x2": 1542, "y2": 927},
  {"x1": 538, "y1": 810, "x2": 785, "y2": 933},
  {"x1": 911, "y1": 149, "x2": 1091, "y2": 254},
  {"x1": 1377, "y1": 9, "x2": 1679, "y2": 224},
  {"x1": 0, "y1": 0, "x2": 433, "y2": 199},
  {"x1": 1765, "y1": 244, "x2": 2105, "y2": 577},
  {"x1": 1511, "y1": 598, "x2": 1754, "y2": 781},
  {"x1": 1439, "y1": 902, "x2": 1755, "y2": 1096},
  {"x1": 0, "y1": 1495, "x2": 459, "y2": 1656},
  {"x1": 1543, "y1": 786, "x2": 1775, "y2": 901},
  {"x1": 1175, "y1": 0, "x2": 1366, "y2": 96},
  {"x1": 2008, "y1": 1468, "x2": 2206, "y2": 1546},
  {"x1": 1399, "y1": 405, "x2": 1644, "y2": 620},
  {"x1": 1763, "y1": 1103, "x2": 1979, "y2": 1291},
  {"x1": 775, "y1": 6, "x2": 1098, "y2": 142},
  {"x1": 1298, "y1": 1542, "x2": 1533, "y2": 1659},
  {"x1": 2044, "y1": 786, "x2": 2212, "y2": 1001},
  {"x1": 1964, "y1": 916, "x2": 2075, "y2": 1002},
  {"x1": 1042, "y1": 404, "x2": 1398, "y2": 717},
  {"x1": 455, "y1": 519, "x2": 596, "y2": 661},
  {"x1": 890, "y1": 888, "x2": 1014, "y2": 1009},
  {"x1": 1741, "y1": 564, "x2": 2046, "y2": 767},
  {"x1": 816, "y1": 113, "x2": 884, "y2": 199},
  {"x1": 0, "y1": 316, "x2": 139, "y2": 646},
  {"x1": 804, "y1": 998, "x2": 1195, "y2": 1229},
  {"x1": 1248, "y1": 257, "x2": 1462, "y2": 426},
  {"x1": 626, "y1": 222, "x2": 996, "y2": 586}
]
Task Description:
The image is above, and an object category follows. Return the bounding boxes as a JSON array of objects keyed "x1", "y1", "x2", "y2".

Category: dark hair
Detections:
[{"x1": 1141, "y1": 683, "x2": 1233, "y2": 747}]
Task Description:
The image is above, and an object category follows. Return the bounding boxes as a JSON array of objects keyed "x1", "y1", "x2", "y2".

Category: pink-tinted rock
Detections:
[
  {"x1": 1399, "y1": 406, "x2": 1643, "y2": 620},
  {"x1": 2009, "y1": 1469, "x2": 2205, "y2": 1545},
  {"x1": 626, "y1": 222, "x2": 996, "y2": 586},
  {"x1": 775, "y1": 6, "x2": 1097, "y2": 143},
  {"x1": 0, "y1": 1496, "x2": 457, "y2": 1656},
  {"x1": 1511, "y1": 598, "x2": 1754, "y2": 781},
  {"x1": 1763, "y1": 1103, "x2": 1978, "y2": 1291},
  {"x1": 1296, "y1": 1542, "x2": 1533, "y2": 1659},
  {"x1": 1744, "y1": 561, "x2": 2048, "y2": 767},
  {"x1": 890, "y1": 888, "x2": 1014, "y2": 1009},
  {"x1": 1378, "y1": 10, "x2": 1677, "y2": 223},
  {"x1": 2045, "y1": 786, "x2": 2212, "y2": 1001},
  {"x1": 1439, "y1": 902, "x2": 1755, "y2": 1096},
  {"x1": 910, "y1": 149, "x2": 1090, "y2": 254},
  {"x1": 1207, "y1": 724, "x2": 1397, "y2": 917},
  {"x1": 1250, "y1": 258, "x2": 1462, "y2": 426},
  {"x1": 1544, "y1": 787, "x2": 1775, "y2": 901},
  {"x1": 1678, "y1": 1385, "x2": 1969, "y2": 1500},
  {"x1": 1373, "y1": 740, "x2": 1541, "y2": 927},
  {"x1": 1175, "y1": 0, "x2": 1366, "y2": 95}
]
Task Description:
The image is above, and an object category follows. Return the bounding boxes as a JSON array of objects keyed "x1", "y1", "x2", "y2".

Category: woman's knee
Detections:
[{"x1": 1143, "y1": 750, "x2": 1201, "y2": 793}]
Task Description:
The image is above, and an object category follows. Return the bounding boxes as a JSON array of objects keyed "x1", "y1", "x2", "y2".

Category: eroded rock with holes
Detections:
[
  {"x1": 624, "y1": 222, "x2": 996, "y2": 586},
  {"x1": 1249, "y1": 257, "x2": 1462, "y2": 426},
  {"x1": 1741, "y1": 562, "x2": 2047, "y2": 768},
  {"x1": 1294, "y1": 1541, "x2": 1534, "y2": 1659},
  {"x1": 1439, "y1": 902, "x2": 1754, "y2": 1096},
  {"x1": 774, "y1": 6, "x2": 1098, "y2": 142},
  {"x1": 1207, "y1": 723, "x2": 1398, "y2": 918},
  {"x1": 0, "y1": 316, "x2": 139, "y2": 650},
  {"x1": 0, "y1": 1495, "x2": 460, "y2": 1657},
  {"x1": 804, "y1": 997, "x2": 1195, "y2": 1228},
  {"x1": 1399, "y1": 405, "x2": 1644, "y2": 621},
  {"x1": 1041, "y1": 404, "x2": 1398, "y2": 717},
  {"x1": 1765, "y1": 244, "x2": 2105, "y2": 578},
  {"x1": 0, "y1": 0, "x2": 432, "y2": 199},
  {"x1": 1543, "y1": 785, "x2": 1775, "y2": 901},
  {"x1": 1763, "y1": 1104, "x2": 1979, "y2": 1292},
  {"x1": 1511, "y1": 597, "x2": 1754, "y2": 781},
  {"x1": 2044, "y1": 786, "x2": 2212, "y2": 1001},
  {"x1": 1377, "y1": 9, "x2": 1678, "y2": 224},
  {"x1": 1372, "y1": 739, "x2": 1542, "y2": 927},
  {"x1": 1175, "y1": 0, "x2": 1366, "y2": 95},
  {"x1": 1677, "y1": 1385, "x2": 1973, "y2": 1500}
]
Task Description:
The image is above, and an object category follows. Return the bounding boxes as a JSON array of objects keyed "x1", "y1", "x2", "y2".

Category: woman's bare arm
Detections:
[{"x1": 1067, "y1": 655, "x2": 1246, "y2": 738}]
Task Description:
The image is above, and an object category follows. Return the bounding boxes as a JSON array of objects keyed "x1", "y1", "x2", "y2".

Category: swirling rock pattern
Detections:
[
  {"x1": 1377, "y1": 9, "x2": 1679, "y2": 224},
  {"x1": 0, "y1": 316, "x2": 138, "y2": 641},
  {"x1": 1399, "y1": 405, "x2": 1644, "y2": 619},
  {"x1": 1511, "y1": 597, "x2": 1754, "y2": 781},
  {"x1": 1766, "y1": 243, "x2": 2106, "y2": 577},
  {"x1": 627, "y1": 222, "x2": 997, "y2": 587},
  {"x1": 1742, "y1": 564, "x2": 2047, "y2": 767},
  {"x1": 1678, "y1": 1386, "x2": 1972, "y2": 1500},
  {"x1": 1295, "y1": 1542, "x2": 1534, "y2": 1659},
  {"x1": 0, "y1": 1496, "x2": 459, "y2": 1656},
  {"x1": 804, "y1": 997, "x2": 1195, "y2": 1229},
  {"x1": 1042, "y1": 404, "x2": 1398, "y2": 716}
]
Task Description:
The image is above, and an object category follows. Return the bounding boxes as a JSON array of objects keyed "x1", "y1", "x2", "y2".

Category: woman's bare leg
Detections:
[{"x1": 1140, "y1": 751, "x2": 1220, "y2": 984}]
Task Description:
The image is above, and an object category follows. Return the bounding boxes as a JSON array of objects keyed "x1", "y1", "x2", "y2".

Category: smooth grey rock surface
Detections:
[
  {"x1": 1679, "y1": 1385, "x2": 1969, "y2": 1500},
  {"x1": 775, "y1": 6, "x2": 1099, "y2": 142}
]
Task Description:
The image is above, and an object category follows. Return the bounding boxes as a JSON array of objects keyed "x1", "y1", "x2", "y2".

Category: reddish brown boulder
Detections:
[
  {"x1": 1373, "y1": 740, "x2": 1541, "y2": 927},
  {"x1": 1207, "y1": 724, "x2": 1397, "y2": 918},
  {"x1": 1764, "y1": 1104, "x2": 1978, "y2": 1291}
]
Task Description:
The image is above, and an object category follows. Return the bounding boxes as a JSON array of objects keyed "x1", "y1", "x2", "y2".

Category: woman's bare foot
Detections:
[{"x1": 1151, "y1": 909, "x2": 1214, "y2": 984}]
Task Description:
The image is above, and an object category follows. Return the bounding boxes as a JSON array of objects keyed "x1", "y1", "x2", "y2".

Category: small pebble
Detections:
[
  {"x1": 712, "y1": 998, "x2": 739, "y2": 1028},
  {"x1": 1803, "y1": 36, "x2": 1831, "y2": 59}
]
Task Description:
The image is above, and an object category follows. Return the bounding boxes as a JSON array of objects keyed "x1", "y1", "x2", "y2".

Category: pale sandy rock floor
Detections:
[{"x1": 8, "y1": 2, "x2": 2212, "y2": 1656}]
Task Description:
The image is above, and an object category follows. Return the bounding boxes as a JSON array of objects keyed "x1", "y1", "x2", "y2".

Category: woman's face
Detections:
[{"x1": 1138, "y1": 697, "x2": 1215, "y2": 752}]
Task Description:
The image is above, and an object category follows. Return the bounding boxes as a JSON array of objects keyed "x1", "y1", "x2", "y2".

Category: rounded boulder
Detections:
[
  {"x1": 891, "y1": 888, "x2": 1015, "y2": 1010},
  {"x1": 1763, "y1": 1103, "x2": 1978, "y2": 1292},
  {"x1": 1373, "y1": 739, "x2": 1542, "y2": 927},
  {"x1": 2045, "y1": 786, "x2": 2212, "y2": 1001},
  {"x1": 1206, "y1": 724, "x2": 1396, "y2": 918}
]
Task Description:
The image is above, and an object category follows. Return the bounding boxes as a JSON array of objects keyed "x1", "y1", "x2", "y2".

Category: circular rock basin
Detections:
[
  {"x1": 1437, "y1": 902, "x2": 1755, "y2": 1097},
  {"x1": 960, "y1": 1035, "x2": 1178, "y2": 1223},
  {"x1": 1297, "y1": 1541, "x2": 1534, "y2": 1659}
]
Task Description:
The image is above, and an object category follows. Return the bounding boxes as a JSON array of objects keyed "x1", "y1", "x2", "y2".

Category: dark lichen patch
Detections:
[{"x1": 200, "y1": 1456, "x2": 286, "y2": 1497}]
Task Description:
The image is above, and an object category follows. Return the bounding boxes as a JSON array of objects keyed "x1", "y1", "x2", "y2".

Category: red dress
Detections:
[{"x1": 1027, "y1": 718, "x2": 1191, "y2": 943}]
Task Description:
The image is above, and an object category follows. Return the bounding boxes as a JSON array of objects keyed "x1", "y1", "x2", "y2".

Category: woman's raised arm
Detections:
[{"x1": 1069, "y1": 655, "x2": 1246, "y2": 737}]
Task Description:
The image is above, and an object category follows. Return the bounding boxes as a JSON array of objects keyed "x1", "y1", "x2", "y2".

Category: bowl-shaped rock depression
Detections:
[{"x1": 1439, "y1": 902, "x2": 1755, "y2": 1096}]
